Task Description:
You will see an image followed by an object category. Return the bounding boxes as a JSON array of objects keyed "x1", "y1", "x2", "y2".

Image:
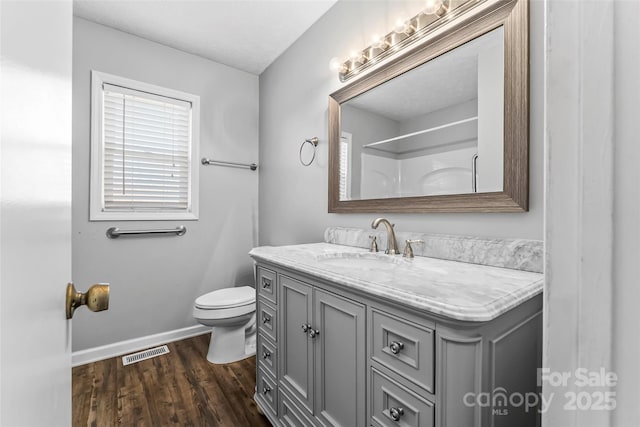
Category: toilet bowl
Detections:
[{"x1": 193, "y1": 286, "x2": 256, "y2": 364}]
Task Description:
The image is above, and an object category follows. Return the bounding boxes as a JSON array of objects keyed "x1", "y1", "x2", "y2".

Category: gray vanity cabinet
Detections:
[
  {"x1": 278, "y1": 274, "x2": 366, "y2": 427},
  {"x1": 254, "y1": 260, "x2": 542, "y2": 427}
]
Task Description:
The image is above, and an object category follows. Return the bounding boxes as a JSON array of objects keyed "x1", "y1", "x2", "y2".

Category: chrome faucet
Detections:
[{"x1": 371, "y1": 218, "x2": 399, "y2": 255}]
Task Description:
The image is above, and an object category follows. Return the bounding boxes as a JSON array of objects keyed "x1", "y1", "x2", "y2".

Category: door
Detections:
[
  {"x1": 313, "y1": 289, "x2": 365, "y2": 427},
  {"x1": 1, "y1": 1, "x2": 73, "y2": 425},
  {"x1": 279, "y1": 275, "x2": 314, "y2": 413}
]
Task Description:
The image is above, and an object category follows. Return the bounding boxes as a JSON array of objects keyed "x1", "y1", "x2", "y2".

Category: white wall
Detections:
[
  {"x1": 72, "y1": 18, "x2": 259, "y2": 352},
  {"x1": 258, "y1": 0, "x2": 544, "y2": 246},
  {"x1": 612, "y1": 1, "x2": 640, "y2": 425}
]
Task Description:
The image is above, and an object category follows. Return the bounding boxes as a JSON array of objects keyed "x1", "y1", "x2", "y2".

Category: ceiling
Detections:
[{"x1": 73, "y1": 0, "x2": 338, "y2": 75}]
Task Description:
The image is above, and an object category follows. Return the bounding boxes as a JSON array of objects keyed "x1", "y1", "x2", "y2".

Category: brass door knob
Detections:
[{"x1": 66, "y1": 282, "x2": 110, "y2": 319}]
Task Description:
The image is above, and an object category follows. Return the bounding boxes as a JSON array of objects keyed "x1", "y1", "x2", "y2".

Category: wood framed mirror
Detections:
[{"x1": 328, "y1": 0, "x2": 528, "y2": 213}]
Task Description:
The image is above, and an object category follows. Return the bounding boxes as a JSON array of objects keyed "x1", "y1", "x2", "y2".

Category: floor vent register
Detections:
[{"x1": 122, "y1": 345, "x2": 170, "y2": 366}]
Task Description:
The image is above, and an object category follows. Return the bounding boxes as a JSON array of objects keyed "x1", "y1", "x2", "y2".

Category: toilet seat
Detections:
[
  {"x1": 192, "y1": 286, "x2": 257, "y2": 364},
  {"x1": 195, "y1": 286, "x2": 255, "y2": 310}
]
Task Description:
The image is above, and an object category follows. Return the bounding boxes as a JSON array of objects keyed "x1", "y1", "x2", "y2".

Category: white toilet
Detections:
[{"x1": 193, "y1": 286, "x2": 257, "y2": 364}]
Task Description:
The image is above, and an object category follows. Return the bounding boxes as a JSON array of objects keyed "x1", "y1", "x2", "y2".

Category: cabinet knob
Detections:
[
  {"x1": 308, "y1": 328, "x2": 320, "y2": 339},
  {"x1": 262, "y1": 277, "x2": 272, "y2": 289},
  {"x1": 262, "y1": 385, "x2": 271, "y2": 395},
  {"x1": 389, "y1": 407, "x2": 404, "y2": 421},
  {"x1": 301, "y1": 323, "x2": 310, "y2": 333},
  {"x1": 262, "y1": 350, "x2": 271, "y2": 360},
  {"x1": 262, "y1": 314, "x2": 271, "y2": 324},
  {"x1": 389, "y1": 341, "x2": 404, "y2": 355}
]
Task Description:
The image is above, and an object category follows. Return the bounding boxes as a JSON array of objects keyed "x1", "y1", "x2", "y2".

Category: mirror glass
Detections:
[{"x1": 338, "y1": 27, "x2": 504, "y2": 201}]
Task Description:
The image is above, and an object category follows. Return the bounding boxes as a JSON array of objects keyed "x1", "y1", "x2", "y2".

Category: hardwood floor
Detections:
[{"x1": 72, "y1": 334, "x2": 271, "y2": 427}]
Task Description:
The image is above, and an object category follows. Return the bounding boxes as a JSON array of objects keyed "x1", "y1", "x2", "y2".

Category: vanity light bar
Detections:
[{"x1": 333, "y1": 0, "x2": 479, "y2": 82}]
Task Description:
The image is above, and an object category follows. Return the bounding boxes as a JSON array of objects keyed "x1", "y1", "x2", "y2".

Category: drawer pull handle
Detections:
[
  {"x1": 389, "y1": 341, "x2": 404, "y2": 355},
  {"x1": 389, "y1": 407, "x2": 404, "y2": 421},
  {"x1": 262, "y1": 350, "x2": 271, "y2": 360},
  {"x1": 262, "y1": 277, "x2": 272, "y2": 289},
  {"x1": 301, "y1": 323, "x2": 310, "y2": 333},
  {"x1": 262, "y1": 314, "x2": 272, "y2": 324},
  {"x1": 308, "y1": 328, "x2": 320, "y2": 339},
  {"x1": 262, "y1": 385, "x2": 271, "y2": 395}
]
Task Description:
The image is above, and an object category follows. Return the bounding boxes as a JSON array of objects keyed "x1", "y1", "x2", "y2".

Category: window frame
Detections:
[
  {"x1": 339, "y1": 131, "x2": 352, "y2": 200},
  {"x1": 89, "y1": 70, "x2": 200, "y2": 221}
]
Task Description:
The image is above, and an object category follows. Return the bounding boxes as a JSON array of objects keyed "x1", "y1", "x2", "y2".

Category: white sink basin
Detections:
[
  {"x1": 315, "y1": 252, "x2": 407, "y2": 270},
  {"x1": 314, "y1": 251, "x2": 451, "y2": 275}
]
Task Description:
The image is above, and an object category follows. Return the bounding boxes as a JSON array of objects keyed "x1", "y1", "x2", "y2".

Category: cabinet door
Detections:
[
  {"x1": 313, "y1": 289, "x2": 366, "y2": 427},
  {"x1": 279, "y1": 275, "x2": 314, "y2": 414}
]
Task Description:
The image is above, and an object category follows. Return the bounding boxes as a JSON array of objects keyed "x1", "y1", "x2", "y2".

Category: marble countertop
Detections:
[{"x1": 249, "y1": 243, "x2": 544, "y2": 322}]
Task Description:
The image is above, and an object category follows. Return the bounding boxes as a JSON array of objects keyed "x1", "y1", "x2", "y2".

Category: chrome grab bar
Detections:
[
  {"x1": 201, "y1": 158, "x2": 258, "y2": 171},
  {"x1": 106, "y1": 226, "x2": 186, "y2": 239}
]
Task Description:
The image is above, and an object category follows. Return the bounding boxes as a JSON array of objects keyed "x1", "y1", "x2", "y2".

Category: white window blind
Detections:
[
  {"x1": 339, "y1": 133, "x2": 351, "y2": 200},
  {"x1": 103, "y1": 84, "x2": 191, "y2": 211},
  {"x1": 90, "y1": 71, "x2": 199, "y2": 221}
]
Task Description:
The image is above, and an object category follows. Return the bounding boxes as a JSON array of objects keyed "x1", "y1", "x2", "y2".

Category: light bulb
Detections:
[
  {"x1": 394, "y1": 18, "x2": 416, "y2": 35},
  {"x1": 372, "y1": 34, "x2": 388, "y2": 50},
  {"x1": 394, "y1": 18, "x2": 408, "y2": 33},
  {"x1": 349, "y1": 51, "x2": 360, "y2": 61},
  {"x1": 329, "y1": 57, "x2": 343, "y2": 72},
  {"x1": 423, "y1": 0, "x2": 444, "y2": 15}
]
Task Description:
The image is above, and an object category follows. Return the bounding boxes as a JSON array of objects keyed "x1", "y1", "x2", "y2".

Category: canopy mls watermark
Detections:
[{"x1": 463, "y1": 368, "x2": 618, "y2": 415}]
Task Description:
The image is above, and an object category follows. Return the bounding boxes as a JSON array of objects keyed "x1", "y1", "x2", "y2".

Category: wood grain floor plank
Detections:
[{"x1": 73, "y1": 334, "x2": 269, "y2": 427}]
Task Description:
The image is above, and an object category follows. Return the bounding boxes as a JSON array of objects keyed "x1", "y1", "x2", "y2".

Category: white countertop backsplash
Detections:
[
  {"x1": 325, "y1": 226, "x2": 543, "y2": 273},
  {"x1": 250, "y1": 234, "x2": 543, "y2": 322}
]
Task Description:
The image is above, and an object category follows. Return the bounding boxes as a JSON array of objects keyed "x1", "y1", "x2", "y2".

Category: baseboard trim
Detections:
[{"x1": 72, "y1": 324, "x2": 210, "y2": 367}]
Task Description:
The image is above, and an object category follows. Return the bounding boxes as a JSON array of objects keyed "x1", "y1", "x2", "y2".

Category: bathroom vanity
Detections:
[{"x1": 250, "y1": 228, "x2": 543, "y2": 427}]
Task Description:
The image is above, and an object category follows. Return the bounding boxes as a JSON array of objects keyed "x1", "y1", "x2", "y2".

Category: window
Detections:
[
  {"x1": 339, "y1": 132, "x2": 352, "y2": 200},
  {"x1": 90, "y1": 71, "x2": 199, "y2": 220}
]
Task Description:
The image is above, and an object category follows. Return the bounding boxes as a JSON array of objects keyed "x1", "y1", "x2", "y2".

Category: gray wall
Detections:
[
  {"x1": 72, "y1": 18, "x2": 259, "y2": 351},
  {"x1": 258, "y1": 0, "x2": 544, "y2": 246}
]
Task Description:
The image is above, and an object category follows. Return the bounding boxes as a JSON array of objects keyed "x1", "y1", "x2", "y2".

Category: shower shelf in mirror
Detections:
[{"x1": 362, "y1": 116, "x2": 478, "y2": 155}]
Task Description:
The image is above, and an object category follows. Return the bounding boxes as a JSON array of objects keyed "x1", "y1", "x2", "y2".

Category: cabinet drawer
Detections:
[
  {"x1": 256, "y1": 367, "x2": 278, "y2": 416},
  {"x1": 257, "y1": 266, "x2": 277, "y2": 304},
  {"x1": 257, "y1": 332, "x2": 277, "y2": 378},
  {"x1": 258, "y1": 299, "x2": 277, "y2": 342},
  {"x1": 371, "y1": 367, "x2": 434, "y2": 427},
  {"x1": 370, "y1": 308, "x2": 434, "y2": 393},
  {"x1": 279, "y1": 389, "x2": 316, "y2": 427}
]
